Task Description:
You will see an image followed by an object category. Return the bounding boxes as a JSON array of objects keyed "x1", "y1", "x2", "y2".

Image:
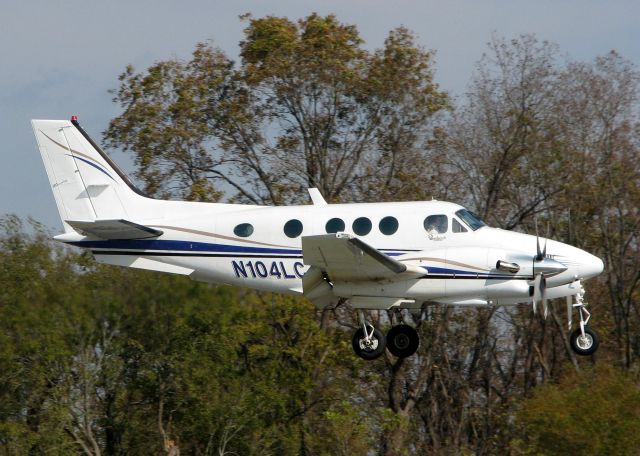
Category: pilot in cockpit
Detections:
[{"x1": 425, "y1": 214, "x2": 447, "y2": 240}]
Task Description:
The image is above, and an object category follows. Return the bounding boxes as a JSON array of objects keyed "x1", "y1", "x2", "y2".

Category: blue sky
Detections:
[{"x1": 3, "y1": 0, "x2": 639, "y2": 231}]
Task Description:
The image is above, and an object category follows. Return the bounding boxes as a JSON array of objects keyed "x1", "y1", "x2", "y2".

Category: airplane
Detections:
[{"x1": 31, "y1": 117, "x2": 604, "y2": 360}]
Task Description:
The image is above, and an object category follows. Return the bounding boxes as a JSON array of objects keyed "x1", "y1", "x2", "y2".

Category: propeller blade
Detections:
[
  {"x1": 534, "y1": 219, "x2": 548, "y2": 261},
  {"x1": 566, "y1": 296, "x2": 573, "y2": 331},
  {"x1": 541, "y1": 275, "x2": 547, "y2": 319},
  {"x1": 532, "y1": 274, "x2": 541, "y2": 314},
  {"x1": 532, "y1": 274, "x2": 542, "y2": 301},
  {"x1": 532, "y1": 273, "x2": 547, "y2": 317},
  {"x1": 542, "y1": 221, "x2": 551, "y2": 257},
  {"x1": 535, "y1": 219, "x2": 543, "y2": 261}
]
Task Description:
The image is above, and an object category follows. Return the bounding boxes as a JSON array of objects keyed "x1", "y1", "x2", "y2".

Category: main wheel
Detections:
[
  {"x1": 386, "y1": 324, "x2": 420, "y2": 358},
  {"x1": 352, "y1": 326, "x2": 386, "y2": 360},
  {"x1": 570, "y1": 326, "x2": 599, "y2": 356}
]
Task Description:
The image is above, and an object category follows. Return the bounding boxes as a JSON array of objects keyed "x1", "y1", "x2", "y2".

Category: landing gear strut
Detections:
[{"x1": 568, "y1": 285, "x2": 599, "y2": 356}]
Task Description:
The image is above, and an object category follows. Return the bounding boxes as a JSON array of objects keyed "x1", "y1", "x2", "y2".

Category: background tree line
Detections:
[{"x1": 2, "y1": 13, "x2": 640, "y2": 455}]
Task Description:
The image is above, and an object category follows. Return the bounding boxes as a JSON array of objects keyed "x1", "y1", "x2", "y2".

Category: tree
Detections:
[
  {"x1": 444, "y1": 34, "x2": 570, "y2": 229},
  {"x1": 105, "y1": 13, "x2": 448, "y2": 204},
  {"x1": 514, "y1": 366, "x2": 640, "y2": 455}
]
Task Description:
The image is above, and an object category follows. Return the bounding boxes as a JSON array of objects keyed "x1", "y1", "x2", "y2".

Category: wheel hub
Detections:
[
  {"x1": 393, "y1": 333, "x2": 410, "y2": 350},
  {"x1": 577, "y1": 333, "x2": 593, "y2": 350},
  {"x1": 358, "y1": 337, "x2": 379, "y2": 351}
]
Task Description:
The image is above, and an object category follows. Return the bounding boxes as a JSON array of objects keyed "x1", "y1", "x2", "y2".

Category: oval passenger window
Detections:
[
  {"x1": 352, "y1": 217, "x2": 372, "y2": 236},
  {"x1": 379, "y1": 216, "x2": 399, "y2": 235},
  {"x1": 234, "y1": 223, "x2": 254, "y2": 237},
  {"x1": 283, "y1": 219, "x2": 303, "y2": 238},
  {"x1": 325, "y1": 218, "x2": 346, "y2": 233}
]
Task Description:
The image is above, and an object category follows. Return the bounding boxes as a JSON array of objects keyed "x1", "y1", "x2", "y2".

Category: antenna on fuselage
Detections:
[{"x1": 308, "y1": 188, "x2": 327, "y2": 205}]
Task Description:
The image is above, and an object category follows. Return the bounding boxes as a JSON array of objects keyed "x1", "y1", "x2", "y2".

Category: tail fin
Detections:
[{"x1": 31, "y1": 118, "x2": 145, "y2": 233}]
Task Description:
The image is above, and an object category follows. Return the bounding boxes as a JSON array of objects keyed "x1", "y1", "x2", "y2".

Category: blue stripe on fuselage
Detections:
[
  {"x1": 68, "y1": 239, "x2": 303, "y2": 255},
  {"x1": 67, "y1": 239, "x2": 416, "y2": 256},
  {"x1": 425, "y1": 266, "x2": 480, "y2": 276},
  {"x1": 424, "y1": 266, "x2": 528, "y2": 279}
]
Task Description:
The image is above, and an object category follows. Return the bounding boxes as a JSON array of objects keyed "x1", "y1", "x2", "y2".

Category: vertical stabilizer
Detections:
[{"x1": 31, "y1": 118, "x2": 143, "y2": 232}]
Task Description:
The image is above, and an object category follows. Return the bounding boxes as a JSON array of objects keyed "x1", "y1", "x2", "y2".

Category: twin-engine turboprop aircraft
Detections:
[{"x1": 32, "y1": 118, "x2": 604, "y2": 360}]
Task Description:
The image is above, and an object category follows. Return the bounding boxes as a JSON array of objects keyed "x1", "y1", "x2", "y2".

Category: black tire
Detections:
[
  {"x1": 352, "y1": 326, "x2": 386, "y2": 360},
  {"x1": 570, "y1": 326, "x2": 599, "y2": 356},
  {"x1": 386, "y1": 324, "x2": 420, "y2": 358}
]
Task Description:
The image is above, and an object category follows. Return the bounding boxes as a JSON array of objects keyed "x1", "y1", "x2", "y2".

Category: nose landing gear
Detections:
[{"x1": 567, "y1": 285, "x2": 599, "y2": 356}]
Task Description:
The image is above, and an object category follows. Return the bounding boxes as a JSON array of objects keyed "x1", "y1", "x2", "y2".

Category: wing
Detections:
[
  {"x1": 302, "y1": 233, "x2": 421, "y2": 281},
  {"x1": 65, "y1": 219, "x2": 163, "y2": 240},
  {"x1": 301, "y1": 233, "x2": 424, "y2": 309}
]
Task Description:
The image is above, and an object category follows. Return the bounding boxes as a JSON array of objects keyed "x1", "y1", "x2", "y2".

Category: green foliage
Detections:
[
  {"x1": 0, "y1": 217, "x2": 367, "y2": 454},
  {"x1": 310, "y1": 401, "x2": 372, "y2": 456},
  {"x1": 514, "y1": 366, "x2": 640, "y2": 455}
]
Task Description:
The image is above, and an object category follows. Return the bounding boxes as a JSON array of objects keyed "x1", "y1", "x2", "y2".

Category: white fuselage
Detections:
[{"x1": 62, "y1": 199, "x2": 603, "y2": 309}]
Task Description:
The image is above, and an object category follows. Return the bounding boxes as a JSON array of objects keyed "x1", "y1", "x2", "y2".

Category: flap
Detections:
[{"x1": 66, "y1": 219, "x2": 163, "y2": 240}]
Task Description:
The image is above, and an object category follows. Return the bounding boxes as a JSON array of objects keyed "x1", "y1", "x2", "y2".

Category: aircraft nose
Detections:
[{"x1": 579, "y1": 252, "x2": 604, "y2": 280}]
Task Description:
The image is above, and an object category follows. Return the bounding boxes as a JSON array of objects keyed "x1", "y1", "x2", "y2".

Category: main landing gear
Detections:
[
  {"x1": 386, "y1": 325, "x2": 420, "y2": 358},
  {"x1": 352, "y1": 324, "x2": 386, "y2": 360},
  {"x1": 568, "y1": 287, "x2": 599, "y2": 356},
  {"x1": 351, "y1": 312, "x2": 420, "y2": 360}
]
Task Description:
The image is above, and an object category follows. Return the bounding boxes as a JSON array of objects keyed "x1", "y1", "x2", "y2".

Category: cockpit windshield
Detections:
[{"x1": 455, "y1": 209, "x2": 486, "y2": 231}]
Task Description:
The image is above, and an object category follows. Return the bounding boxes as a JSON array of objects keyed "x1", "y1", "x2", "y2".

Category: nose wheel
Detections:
[{"x1": 570, "y1": 326, "x2": 599, "y2": 356}]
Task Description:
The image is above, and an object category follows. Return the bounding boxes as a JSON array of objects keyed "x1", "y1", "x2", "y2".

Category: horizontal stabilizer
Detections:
[
  {"x1": 94, "y1": 254, "x2": 194, "y2": 275},
  {"x1": 66, "y1": 219, "x2": 163, "y2": 240}
]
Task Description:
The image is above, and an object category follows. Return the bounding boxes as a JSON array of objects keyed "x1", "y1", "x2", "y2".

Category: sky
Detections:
[{"x1": 2, "y1": 0, "x2": 640, "y2": 232}]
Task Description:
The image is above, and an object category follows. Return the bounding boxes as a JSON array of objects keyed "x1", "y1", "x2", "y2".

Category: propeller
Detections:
[
  {"x1": 532, "y1": 220, "x2": 550, "y2": 318},
  {"x1": 530, "y1": 222, "x2": 569, "y2": 318}
]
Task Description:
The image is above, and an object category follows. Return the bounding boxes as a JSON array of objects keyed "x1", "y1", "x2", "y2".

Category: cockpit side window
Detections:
[
  {"x1": 453, "y1": 218, "x2": 468, "y2": 233},
  {"x1": 423, "y1": 214, "x2": 448, "y2": 234},
  {"x1": 455, "y1": 209, "x2": 486, "y2": 231}
]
